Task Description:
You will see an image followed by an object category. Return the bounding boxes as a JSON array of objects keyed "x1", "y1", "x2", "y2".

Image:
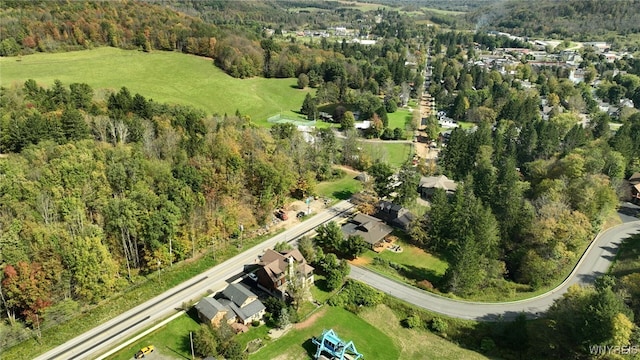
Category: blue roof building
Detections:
[{"x1": 312, "y1": 329, "x2": 363, "y2": 360}]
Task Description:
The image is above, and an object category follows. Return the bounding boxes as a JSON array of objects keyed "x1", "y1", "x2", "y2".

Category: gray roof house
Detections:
[
  {"x1": 419, "y1": 175, "x2": 457, "y2": 198},
  {"x1": 220, "y1": 283, "x2": 266, "y2": 325},
  {"x1": 342, "y1": 213, "x2": 393, "y2": 249},
  {"x1": 373, "y1": 201, "x2": 415, "y2": 231},
  {"x1": 195, "y1": 297, "x2": 234, "y2": 326},
  {"x1": 195, "y1": 283, "x2": 266, "y2": 327}
]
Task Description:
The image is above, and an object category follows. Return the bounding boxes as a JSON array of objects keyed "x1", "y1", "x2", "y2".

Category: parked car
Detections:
[
  {"x1": 296, "y1": 211, "x2": 306, "y2": 219},
  {"x1": 248, "y1": 272, "x2": 258, "y2": 281},
  {"x1": 275, "y1": 209, "x2": 288, "y2": 220},
  {"x1": 135, "y1": 345, "x2": 155, "y2": 358}
]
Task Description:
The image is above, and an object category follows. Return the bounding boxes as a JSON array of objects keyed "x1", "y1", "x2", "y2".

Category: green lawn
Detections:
[
  {"x1": 109, "y1": 312, "x2": 200, "y2": 360},
  {"x1": 360, "y1": 305, "x2": 490, "y2": 360},
  {"x1": 361, "y1": 142, "x2": 413, "y2": 169},
  {"x1": 0, "y1": 47, "x2": 311, "y2": 125},
  {"x1": 315, "y1": 173, "x2": 362, "y2": 200},
  {"x1": 359, "y1": 237, "x2": 449, "y2": 286},
  {"x1": 250, "y1": 306, "x2": 399, "y2": 360},
  {"x1": 387, "y1": 108, "x2": 413, "y2": 130}
]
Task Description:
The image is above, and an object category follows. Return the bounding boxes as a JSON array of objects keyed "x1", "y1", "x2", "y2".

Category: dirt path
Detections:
[{"x1": 294, "y1": 307, "x2": 327, "y2": 330}]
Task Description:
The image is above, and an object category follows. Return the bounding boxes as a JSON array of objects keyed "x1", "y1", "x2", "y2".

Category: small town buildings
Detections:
[
  {"x1": 341, "y1": 213, "x2": 393, "y2": 249},
  {"x1": 256, "y1": 249, "x2": 314, "y2": 298}
]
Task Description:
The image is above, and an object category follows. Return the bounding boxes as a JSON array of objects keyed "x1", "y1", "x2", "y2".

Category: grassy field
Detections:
[
  {"x1": 0, "y1": 47, "x2": 311, "y2": 125},
  {"x1": 360, "y1": 305, "x2": 490, "y2": 360},
  {"x1": 358, "y1": 237, "x2": 449, "y2": 286},
  {"x1": 109, "y1": 312, "x2": 200, "y2": 360},
  {"x1": 387, "y1": 108, "x2": 413, "y2": 130},
  {"x1": 249, "y1": 306, "x2": 400, "y2": 360},
  {"x1": 315, "y1": 173, "x2": 362, "y2": 200},
  {"x1": 361, "y1": 142, "x2": 413, "y2": 168}
]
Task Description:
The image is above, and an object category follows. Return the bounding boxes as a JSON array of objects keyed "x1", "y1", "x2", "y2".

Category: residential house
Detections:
[
  {"x1": 419, "y1": 175, "x2": 457, "y2": 198},
  {"x1": 194, "y1": 297, "x2": 235, "y2": 327},
  {"x1": 256, "y1": 249, "x2": 314, "y2": 298},
  {"x1": 218, "y1": 283, "x2": 266, "y2": 325},
  {"x1": 341, "y1": 213, "x2": 393, "y2": 249},
  {"x1": 373, "y1": 201, "x2": 415, "y2": 231},
  {"x1": 194, "y1": 283, "x2": 266, "y2": 327}
]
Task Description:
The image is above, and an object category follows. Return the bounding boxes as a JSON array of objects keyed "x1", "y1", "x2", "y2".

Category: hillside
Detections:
[
  {"x1": 469, "y1": 0, "x2": 640, "y2": 43},
  {"x1": 0, "y1": 47, "x2": 309, "y2": 122}
]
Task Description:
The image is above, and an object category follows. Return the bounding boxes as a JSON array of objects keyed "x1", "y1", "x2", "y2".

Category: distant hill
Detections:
[{"x1": 468, "y1": 0, "x2": 640, "y2": 41}]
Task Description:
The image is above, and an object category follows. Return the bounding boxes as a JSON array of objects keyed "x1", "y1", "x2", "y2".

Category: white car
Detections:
[{"x1": 248, "y1": 273, "x2": 258, "y2": 281}]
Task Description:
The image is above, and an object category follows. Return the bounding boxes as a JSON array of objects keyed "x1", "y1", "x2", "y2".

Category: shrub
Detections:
[
  {"x1": 329, "y1": 280, "x2": 383, "y2": 310},
  {"x1": 251, "y1": 319, "x2": 260, "y2": 327},
  {"x1": 480, "y1": 338, "x2": 495, "y2": 353},
  {"x1": 403, "y1": 314, "x2": 422, "y2": 329},
  {"x1": 416, "y1": 280, "x2": 434, "y2": 291},
  {"x1": 430, "y1": 317, "x2": 448, "y2": 334}
]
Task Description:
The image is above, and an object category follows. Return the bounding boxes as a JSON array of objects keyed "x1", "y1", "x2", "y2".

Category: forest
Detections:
[
  {"x1": 469, "y1": 0, "x2": 640, "y2": 46},
  {"x1": 1, "y1": 0, "x2": 640, "y2": 358},
  {"x1": 0, "y1": 79, "x2": 354, "y2": 348}
]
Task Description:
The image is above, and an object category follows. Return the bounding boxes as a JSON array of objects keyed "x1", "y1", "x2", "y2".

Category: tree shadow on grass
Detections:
[
  {"x1": 395, "y1": 264, "x2": 444, "y2": 288},
  {"x1": 314, "y1": 278, "x2": 332, "y2": 293},
  {"x1": 302, "y1": 338, "x2": 317, "y2": 358},
  {"x1": 332, "y1": 189, "x2": 354, "y2": 200}
]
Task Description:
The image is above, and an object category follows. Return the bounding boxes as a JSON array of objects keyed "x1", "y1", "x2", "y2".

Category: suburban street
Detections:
[
  {"x1": 33, "y1": 202, "x2": 639, "y2": 358},
  {"x1": 349, "y1": 214, "x2": 640, "y2": 321},
  {"x1": 34, "y1": 201, "x2": 355, "y2": 360}
]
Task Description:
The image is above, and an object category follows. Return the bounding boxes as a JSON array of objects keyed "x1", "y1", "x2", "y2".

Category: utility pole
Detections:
[{"x1": 190, "y1": 331, "x2": 194, "y2": 360}]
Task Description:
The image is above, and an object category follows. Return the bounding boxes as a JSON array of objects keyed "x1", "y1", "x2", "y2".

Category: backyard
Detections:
[
  {"x1": 315, "y1": 170, "x2": 362, "y2": 200},
  {"x1": 356, "y1": 236, "x2": 449, "y2": 288},
  {"x1": 249, "y1": 306, "x2": 399, "y2": 360},
  {"x1": 360, "y1": 142, "x2": 413, "y2": 169}
]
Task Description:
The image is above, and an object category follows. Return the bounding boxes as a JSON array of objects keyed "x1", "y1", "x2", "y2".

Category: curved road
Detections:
[
  {"x1": 349, "y1": 214, "x2": 640, "y2": 321},
  {"x1": 33, "y1": 203, "x2": 639, "y2": 358}
]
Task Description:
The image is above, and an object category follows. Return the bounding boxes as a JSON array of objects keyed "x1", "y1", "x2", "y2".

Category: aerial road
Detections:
[
  {"x1": 34, "y1": 202, "x2": 639, "y2": 358},
  {"x1": 34, "y1": 200, "x2": 355, "y2": 360},
  {"x1": 349, "y1": 210, "x2": 640, "y2": 321}
]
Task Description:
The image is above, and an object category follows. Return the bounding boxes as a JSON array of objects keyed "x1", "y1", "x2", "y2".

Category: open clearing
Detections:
[
  {"x1": 360, "y1": 304, "x2": 490, "y2": 360},
  {"x1": 0, "y1": 47, "x2": 311, "y2": 125},
  {"x1": 249, "y1": 306, "x2": 399, "y2": 360}
]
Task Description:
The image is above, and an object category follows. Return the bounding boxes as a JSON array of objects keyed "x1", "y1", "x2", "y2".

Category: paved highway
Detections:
[
  {"x1": 349, "y1": 217, "x2": 640, "y2": 321},
  {"x1": 34, "y1": 201, "x2": 355, "y2": 360}
]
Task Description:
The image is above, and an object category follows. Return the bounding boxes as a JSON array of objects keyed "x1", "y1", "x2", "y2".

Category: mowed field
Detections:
[{"x1": 0, "y1": 47, "x2": 311, "y2": 124}]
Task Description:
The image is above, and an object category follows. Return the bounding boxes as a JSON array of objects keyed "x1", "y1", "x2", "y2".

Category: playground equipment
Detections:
[{"x1": 312, "y1": 329, "x2": 363, "y2": 360}]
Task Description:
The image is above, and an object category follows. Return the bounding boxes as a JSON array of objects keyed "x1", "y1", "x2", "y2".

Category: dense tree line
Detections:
[{"x1": 0, "y1": 80, "x2": 351, "y2": 339}]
